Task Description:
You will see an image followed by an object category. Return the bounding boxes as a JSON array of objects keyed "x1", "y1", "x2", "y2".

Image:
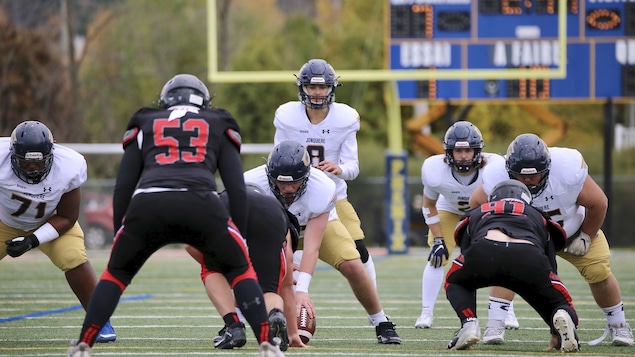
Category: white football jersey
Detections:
[
  {"x1": 0, "y1": 139, "x2": 87, "y2": 231},
  {"x1": 481, "y1": 147, "x2": 586, "y2": 237},
  {"x1": 273, "y1": 101, "x2": 360, "y2": 200},
  {"x1": 421, "y1": 153, "x2": 505, "y2": 214},
  {"x1": 243, "y1": 165, "x2": 338, "y2": 227}
]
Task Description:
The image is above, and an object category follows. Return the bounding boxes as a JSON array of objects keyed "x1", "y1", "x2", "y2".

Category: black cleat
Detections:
[
  {"x1": 376, "y1": 321, "x2": 401, "y2": 344},
  {"x1": 213, "y1": 322, "x2": 247, "y2": 349},
  {"x1": 269, "y1": 308, "x2": 289, "y2": 351}
]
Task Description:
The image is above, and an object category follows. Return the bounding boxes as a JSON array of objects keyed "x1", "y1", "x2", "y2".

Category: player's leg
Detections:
[
  {"x1": 336, "y1": 199, "x2": 377, "y2": 287},
  {"x1": 416, "y1": 211, "x2": 459, "y2": 328},
  {"x1": 558, "y1": 230, "x2": 633, "y2": 346},
  {"x1": 319, "y1": 220, "x2": 401, "y2": 344},
  {"x1": 40, "y1": 222, "x2": 116, "y2": 343}
]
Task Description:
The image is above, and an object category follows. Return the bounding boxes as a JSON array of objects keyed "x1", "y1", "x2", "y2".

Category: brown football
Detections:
[{"x1": 297, "y1": 306, "x2": 316, "y2": 344}]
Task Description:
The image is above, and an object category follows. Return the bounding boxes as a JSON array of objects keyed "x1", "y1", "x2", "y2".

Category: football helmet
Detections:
[
  {"x1": 296, "y1": 59, "x2": 339, "y2": 109},
  {"x1": 505, "y1": 133, "x2": 551, "y2": 195},
  {"x1": 158, "y1": 74, "x2": 211, "y2": 109},
  {"x1": 488, "y1": 179, "x2": 533, "y2": 204},
  {"x1": 443, "y1": 121, "x2": 484, "y2": 173},
  {"x1": 10, "y1": 121, "x2": 55, "y2": 184},
  {"x1": 266, "y1": 140, "x2": 311, "y2": 206}
]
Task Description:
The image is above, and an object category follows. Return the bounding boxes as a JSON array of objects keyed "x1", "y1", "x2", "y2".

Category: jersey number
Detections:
[
  {"x1": 305, "y1": 145, "x2": 325, "y2": 167},
  {"x1": 481, "y1": 200, "x2": 525, "y2": 216},
  {"x1": 10, "y1": 193, "x2": 46, "y2": 219},
  {"x1": 154, "y1": 118, "x2": 210, "y2": 165}
]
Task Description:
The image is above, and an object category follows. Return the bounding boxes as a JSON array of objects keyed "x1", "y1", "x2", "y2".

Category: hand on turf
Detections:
[
  {"x1": 5, "y1": 234, "x2": 39, "y2": 257},
  {"x1": 428, "y1": 237, "x2": 449, "y2": 268},
  {"x1": 563, "y1": 232, "x2": 591, "y2": 256}
]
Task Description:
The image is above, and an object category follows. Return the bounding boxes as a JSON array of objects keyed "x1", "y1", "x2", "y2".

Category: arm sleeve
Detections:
[
  {"x1": 337, "y1": 131, "x2": 360, "y2": 180},
  {"x1": 112, "y1": 135, "x2": 144, "y2": 233},
  {"x1": 218, "y1": 134, "x2": 248, "y2": 234}
]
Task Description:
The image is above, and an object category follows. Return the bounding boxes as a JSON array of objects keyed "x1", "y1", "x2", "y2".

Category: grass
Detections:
[{"x1": 1, "y1": 247, "x2": 635, "y2": 356}]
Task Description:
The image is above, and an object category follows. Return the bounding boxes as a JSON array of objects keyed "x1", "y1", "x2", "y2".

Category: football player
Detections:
[
  {"x1": 415, "y1": 121, "x2": 516, "y2": 330},
  {"x1": 470, "y1": 133, "x2": 633, "y2": 347},
  {"x1": 67, "y1": 74, "x2": 284, "y2": 357},
  {"x1": 273, "y1": 59, "x2": 378, "y2": 289},
  {"x1": 1, "y1": 121, "x2": 116, "y2": 343},
  {"x1": 244, "y1": 140, "x2": 401, "y2": 344}
]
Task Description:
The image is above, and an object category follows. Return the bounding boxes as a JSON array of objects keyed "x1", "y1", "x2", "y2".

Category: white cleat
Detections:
[
  {"x1": 447, "y1": 318, "x2": 480, "y2": 350},
  {"x1": 505, "y1": 310, "x2": 520, "y2": 330},
  {"x1": 589, "y1": 322, "x2": 634, "y2": 347},
  {"x1": 67, "y1": 342, "x2": 91, "y2": 357},
  {"x1": 482, "y1": 319, "x2": 505, "y2": 345},
  {"x1": 258, "y1": 338, "x2": 285, "y2": 357},
  {"x1": 415, "y1": 310, "x2": 434, "y2": 328},
  {"x1": 553, "y1": 309, "x2": 579, "y2": 353}
]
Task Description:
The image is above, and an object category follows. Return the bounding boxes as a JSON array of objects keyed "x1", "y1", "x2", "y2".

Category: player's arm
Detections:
[
  {"x1": 218, "y1": 131, "x2": 248, "y2": 234},
  {"x1": 295, "y1": 211, "x2": 328, "y2": 318},
  {"x1": 576, "y1": 174, "x2": 608, "y2": 239},
  {"x1": 469, "y1": 184, "x2": 488, "y2": 208},
  {"x1": 331, "y1": 132, "x2": 360, "y2": 180},
  {"x1": 422, "y1": 195, "x2": 442, "y2": 238},
  {"x1": 282, "y1": 231, "x2": 308, "y2": 348},
  {"x1": 113, "y1": 129, "x2": 144, "y2": 233}
]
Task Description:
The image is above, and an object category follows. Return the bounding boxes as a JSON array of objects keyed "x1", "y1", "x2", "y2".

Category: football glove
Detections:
[
  {"x1": 428, "y1": 237, "x2": 448, "y2": 268},
  {"x1": 563, "y1": 232, "x2": 591, "y2": 256},
  {"x1": 5, "y1": 234, "x2": 39, "y2": 257}
]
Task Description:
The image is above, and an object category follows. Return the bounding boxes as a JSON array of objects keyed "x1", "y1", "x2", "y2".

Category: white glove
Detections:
[{"x1": 563, "y1": 232, "x2": 591, "y2": 256}]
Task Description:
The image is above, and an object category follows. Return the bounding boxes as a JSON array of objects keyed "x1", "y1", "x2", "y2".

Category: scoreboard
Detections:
[{"x1": 388, "y1": 0, "x2": 635, "y2": 102}]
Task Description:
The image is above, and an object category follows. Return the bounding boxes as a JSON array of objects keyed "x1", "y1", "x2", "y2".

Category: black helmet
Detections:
[
  {"x1": 10, "y1": 121, "x2": 55, "y2": 184},
  {"x1": 296, "y1": 59, "x2": 339, "y2": 109},
  {"x1": 505, "y1": 133, "x2": 551, "y2": 195},
  {"x1": 266, "y1": 140, "x2": 311, "y2": 206},
  {"x1": 443, "y1": 121, "x2": 484, "y2": 173},
  {"x1": 158, "y1": 74, "x2": 211, "y2": 109},
  {"x1": 488, "y1": 179, "x2": 533, "y2": 204}
]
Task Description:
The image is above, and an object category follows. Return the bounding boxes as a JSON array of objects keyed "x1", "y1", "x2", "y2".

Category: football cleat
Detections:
[
  {"x1": 213, "y1": 322, "x2": 247, "y2": 349},
  {"x1": 553, "y1": 309, "x2": 579, "y2": 352},
  {"x1": 376, "y1": 321, "x2": 401, "y2": 344},
  {"x1": 588, "y1": 322, "x2": 634, "y2": 347},
  {"x1": 95, "y1": 320, "x2": 116, "y2": 343},
  {"x1": 258, "y1": 338, "x2": 285, "y2": 357},
  {"x1": 415, "y1": 310, "x2": 434, "y2": 329},
  {"x1": 66, "y1": 341, "x2": 91, "y2": 357},
  {"x1": 482, "y1": 319, "x2": 505, "y2": 345},
  {"x1": 269, "y1": 308, "x2": 289, "y2": 351},
  {"x1": 448, "y1": 318, "x2": 480, "y2": 350}
]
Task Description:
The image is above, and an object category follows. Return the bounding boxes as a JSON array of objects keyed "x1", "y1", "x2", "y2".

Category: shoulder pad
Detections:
[
  {"x1": 122, "y1": 127, "x2": 139, "y2": 148},
  {"x1": 226, "y1": 128, "x2": 242, "y2": 150}
]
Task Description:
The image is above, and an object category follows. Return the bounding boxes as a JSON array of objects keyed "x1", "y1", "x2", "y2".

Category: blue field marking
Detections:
[{"x1": 0, "y1": 294, "x2": 153, "y2": 323}]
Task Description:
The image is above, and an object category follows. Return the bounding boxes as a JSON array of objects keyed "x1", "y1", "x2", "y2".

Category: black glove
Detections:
[
  {"x1": 428, "y1": 237, "x2": 448, "y2": 268},
  {"x1": 5, "y1": 234, "x2": 39, "y2": 257}
]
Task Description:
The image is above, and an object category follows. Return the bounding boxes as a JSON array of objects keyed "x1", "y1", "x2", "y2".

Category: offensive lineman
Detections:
[
  {"x1": 245, "y1": 140, "x2": 401, "y2": 344},
  {"x1": 469, "y1": 133, "x2": 633, "y2": 348},
  {"x1": 1, "y1": 121, "x2": 116, "y2": 343}
]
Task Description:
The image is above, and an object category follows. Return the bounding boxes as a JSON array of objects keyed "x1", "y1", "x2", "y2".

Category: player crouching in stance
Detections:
[{"x1": 445, "y1": 180, "x2": 579, "y2": 352}]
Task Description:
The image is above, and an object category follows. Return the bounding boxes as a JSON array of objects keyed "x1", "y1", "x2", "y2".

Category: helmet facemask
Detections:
[
  {"x1": 266, "y1": 140, "x2": 312, "y2": 207},
  {"x1": 505, "y1": 133, "x2": 551, "y2": 196},
  {"x1": 443, "y1": 121, "x2": 484, "y2": 173},
  {"x1": 10, "y1": 121, "x2": 55, "y2": 184},
  {"x1": 296, "y1": 59, "x2": 339, "y2": 110}
]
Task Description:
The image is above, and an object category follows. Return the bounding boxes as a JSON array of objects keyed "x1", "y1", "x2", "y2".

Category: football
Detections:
[{"x1": 297, "y1": 306, "x2": 316, "y2": 344}]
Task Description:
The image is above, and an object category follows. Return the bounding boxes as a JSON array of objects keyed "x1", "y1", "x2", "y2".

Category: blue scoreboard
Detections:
[{"x1": 389, "y1": 0, "x2": 635, "y2": 102}]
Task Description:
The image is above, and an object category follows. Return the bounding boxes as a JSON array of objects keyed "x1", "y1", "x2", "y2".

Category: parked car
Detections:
[{"x1": 82, "y1": 191, "x2": 114, "y2": 249}]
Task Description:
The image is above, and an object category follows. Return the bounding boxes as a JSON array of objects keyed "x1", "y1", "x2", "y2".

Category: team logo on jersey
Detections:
[
  {"x1": 322, "y1": 129, "x2": 330, "y2": 134},
  {"x1": 42, "y1": 187, "x2": 52, "y2": 193}
]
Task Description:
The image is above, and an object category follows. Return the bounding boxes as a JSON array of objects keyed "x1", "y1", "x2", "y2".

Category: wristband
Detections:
[
  {"x1": 295, "y1": 272, "x2": 312, "y2": 293},
  {"x1": 424, "y1": 213, "x2": 440, "y2": 225},
  {"x1": 32, "y1": 222, "x2": 59, "y2": 244}
]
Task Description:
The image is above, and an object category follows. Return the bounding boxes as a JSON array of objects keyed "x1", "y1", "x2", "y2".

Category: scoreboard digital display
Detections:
[{"x1": 388, "y1": 0, "x2": 635, "y2": 102}]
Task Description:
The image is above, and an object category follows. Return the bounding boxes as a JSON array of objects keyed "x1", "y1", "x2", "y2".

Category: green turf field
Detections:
[{"x1": 1, "y1": 247, "x2": 634, "y2": 356}]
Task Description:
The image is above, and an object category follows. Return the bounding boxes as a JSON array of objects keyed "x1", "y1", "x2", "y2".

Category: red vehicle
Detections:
[{"x1": 82, "y1": 191, "x2": 114, "y2": 249}]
